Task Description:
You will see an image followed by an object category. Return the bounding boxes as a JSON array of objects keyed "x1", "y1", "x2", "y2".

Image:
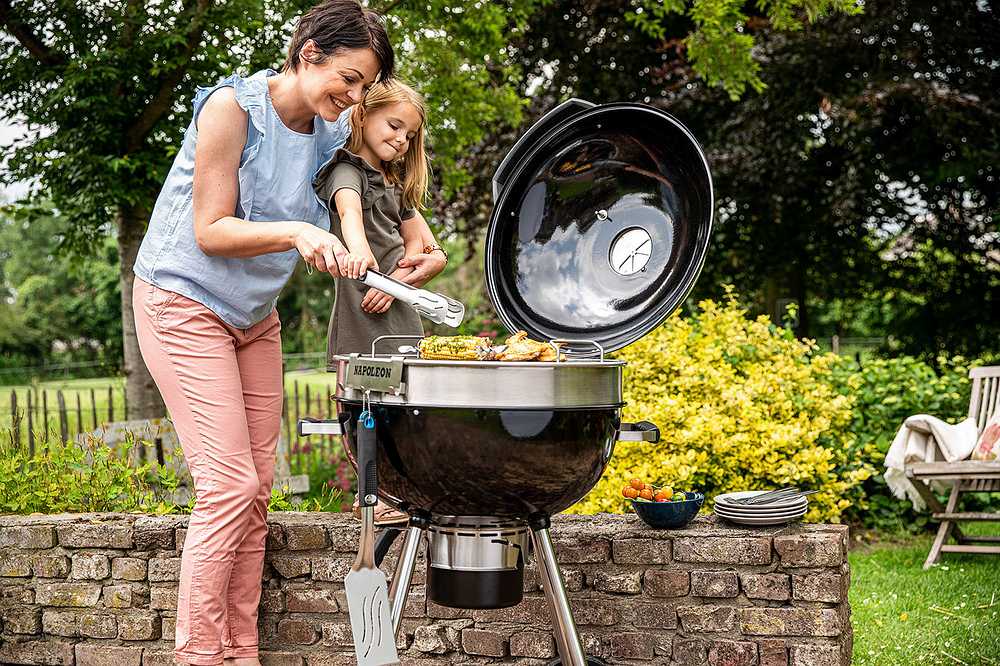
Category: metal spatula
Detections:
[
  {"x1": 345, "y1": 409, "x2": 399, "y2": 666},
  {"x1": 358, "y1": 269, "x2": 465, "y2": 328}
]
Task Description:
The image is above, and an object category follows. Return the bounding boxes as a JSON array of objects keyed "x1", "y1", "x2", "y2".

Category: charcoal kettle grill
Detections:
[{"x1": 298, "y1": 98, "x2": 714, "y2": 665}]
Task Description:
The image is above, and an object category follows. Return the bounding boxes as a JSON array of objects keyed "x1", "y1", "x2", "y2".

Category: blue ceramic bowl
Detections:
[{"x1": 631, "y1": 491, "x2": 705, "y2": 529}]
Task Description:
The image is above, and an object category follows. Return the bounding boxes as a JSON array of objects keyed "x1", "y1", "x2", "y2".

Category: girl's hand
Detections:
[
  {"x1": 362, "y1": 266, "x2": 414, "y2": 313},
  {"x1": 397, "y1": 252, "x2": 447, "y2": 288},
  {"x1": 294, "y1": 224, "x2": 349, "y2": 277},
  {"x1": 343, "y1": 252, "x2": 378, "y2": 280}
]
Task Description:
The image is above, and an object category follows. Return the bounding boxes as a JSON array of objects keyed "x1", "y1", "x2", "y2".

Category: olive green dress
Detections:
[{"x1": 313, "y1": 149, "x2": 424, "y2": 362}]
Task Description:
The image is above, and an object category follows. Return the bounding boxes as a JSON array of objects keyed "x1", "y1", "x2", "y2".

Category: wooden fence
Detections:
[{"x1": 4, "y1": 380, "x2": 340, "y2": 476}]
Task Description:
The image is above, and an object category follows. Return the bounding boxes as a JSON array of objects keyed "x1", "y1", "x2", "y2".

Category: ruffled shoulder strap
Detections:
[{"x1": 191, "y1": 70, "x2": 269, "y2": 141}]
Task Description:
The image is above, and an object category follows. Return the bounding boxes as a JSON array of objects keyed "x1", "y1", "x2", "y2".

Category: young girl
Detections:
[{"x1": 313, "y1": 80, "x2": 446, "y2": 523}]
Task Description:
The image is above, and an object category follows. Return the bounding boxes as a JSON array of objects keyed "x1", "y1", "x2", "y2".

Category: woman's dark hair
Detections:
[{"x1": 282, "y1": 0, "x2": 394, "y2": 81}]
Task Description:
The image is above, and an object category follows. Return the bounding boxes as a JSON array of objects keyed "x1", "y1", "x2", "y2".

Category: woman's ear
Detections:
[{"x1": 300, "y1": 39, "x2": 321, "y2": 66}]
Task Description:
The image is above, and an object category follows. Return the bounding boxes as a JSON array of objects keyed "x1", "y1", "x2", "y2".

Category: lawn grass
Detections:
[{"x1": 850, "y1": 522, "x2": 1000, "y2": 665}]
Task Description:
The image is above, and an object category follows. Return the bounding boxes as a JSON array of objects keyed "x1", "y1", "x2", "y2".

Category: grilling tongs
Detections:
[{"x1": 358, "y1": 269, "x2": 465, "y2": 328}]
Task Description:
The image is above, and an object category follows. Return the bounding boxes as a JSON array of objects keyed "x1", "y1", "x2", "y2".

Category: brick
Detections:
[
  {"x1": 742, "y1": 573, "x2": 791, "y2": 601},
  {"x1": 286, "y1": 525, "x2": 328, "y2": 550},
  {"x1": 175, "y1": 528, "x2": 187, "y2": 551},
  {"x1": 580, "y1": 631, "x2": 610, "y2": 659},
  {"x1": 678, "y1": 605, "x2": 738, "y2": 633},
  {"x1": 674, "y1": 537, "x2": 772, "y2": 565},
  {"x1": 147, "y1": 557, "x2": 181, "y2": 581},
  {"x1": 0, "y1": 553, "x2": 33, "y2": 577},
  {"x1": 2, "y1": 607, "x2": 41, "y2": 634},
  {"x1": 611, "y1": 632, "x2": 657, "y2": 661},
  {"x1": 149, "y1": 586, "x2": 178, "y2": 610},
  {"x1": 262, "y1": 589, "x2": 285, "y2": 613},
  {"x1": 774, "y1": 534, "x2": 844, "y2": 567},
  {"x1": 310, "y1": 557, "x2": 352, "y2": 581},
  {"x1": 277, "y1": 618, "x2": 318, "y2": 645},
  {"x1": 0, "y1": 639, "x2": 75, "y2": 665},
  {"x1": 112, "y1": 557, "x2": 148, "y2": 581},
  {"x1": 80, "y1": 612, "x2": 117, "y2": 639},
  {"x1": 792, "y1": 573, "x2": 846, "y2": 603},
  {"x1": 321, "y1": 622, "x2": 354, "y2": 648},
  {"x1": 70, "y1": 554, "x2": 111, "y2": 580},
  {"x1": 260, "y1": 652, "x2": 306, "y2": 666},
  {"x1": 572, "y1": 597, "x2": 617, "y2": 626},
  {"x1": 35, "y1": 582, "x2": 102, "y2": 607},
  {"x1": 709, "y1": 640, "x2": 759, "y2": 666},
  {"x1": 305, "y1": 656, "x2": 359, "y2": 666},
  {"x1": 56, "y1": 524, "x2": 133, "y2": 549},
  {"x1": 563, "y1": 567, "x2": 585, "y2": 591},
  {"x1": 644, "y1": 569, "x2": 690, "y2": 597},
  {"x1": 143, "y1": 651, "x2": 178, "y2": 666},
  {"x1": 118, "y1": 612, "x2": 161, "y2": 640},
  {"x1": 161, "y1": 616, "x2": 175, "y2": 641},
  {"x1": 740, "y1": 608, "x2": 842, "y2": 637},
  {"x1": 103, "y1": 584, "x2": 134, "y2": 608},
  {"x1": 462, "y1": 628, "x2": 506, "y2": 657},
  {"x1": 133, "y1": 517, "x2": 176, "y2": 550},
  {"x1": 473, "y1": 596, "x2": 549, "y2": 626},
  {"x1": 270, "y1": 556, "x2": 311, "y2": 578},
  {"x1": 553, "y1": 537, "x2": 610, "y2": 563},
  {"x1": 0, "y1": 584, "x2": 34, "y2": 603},
  {"x1": 630, "y1": 601, "x2": 678, "y2": 629},
  {"x1": 588, "y1": 569, "x2": 642, "y2": 594},
  {"x1": 510, "y1": 631, "x2": 556, "y2": 658},
  {"x1": 412, "y1": 624, "x2": 462, "y2": 653},
  {"x1": 673, "y1": 638, "x2": 708, "y2": 666},
  {"x1": 42, "y1": 610, "x2": 79, "y2": 637},
  {"x1": 266, "y1": 523, "x2": 288, "y2": 550},
  {"x1": 613, "y1": 538, "x2": 671, "y2": 564},
  {"x1": 426, "y1": 600, "x2": 474, "y2": 620},
  {"x1": 286, "y1": 588, "x2": 339, "y2": 613},
  {"x1": 76, "y1": 644, "x2": 143, "y2": 666},
  {"x1": 789, "y1": 644, "x2": 841, "y2": 666},
  {"x1": 760, "y1": 639, "x2": 788, "y2": 666},
  {"x1": 0, "y1": 525, "x2": 56, "y2": 549},
  {"x1": 691, "y1": 570, "x2": 739, "y2": 597},
  {"x1": 33, "y1": 554, "x2": 71, "y2": 578}
]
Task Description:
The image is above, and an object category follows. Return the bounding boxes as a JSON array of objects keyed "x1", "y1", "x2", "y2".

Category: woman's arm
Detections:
[{"x1": 191, "y1": 87, "x2": 347, "y2": 275}]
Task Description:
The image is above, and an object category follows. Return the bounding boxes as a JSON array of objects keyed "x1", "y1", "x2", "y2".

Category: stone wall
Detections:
[{"x1": 0, "y1": 512, "x2": 851, "y2": 666}]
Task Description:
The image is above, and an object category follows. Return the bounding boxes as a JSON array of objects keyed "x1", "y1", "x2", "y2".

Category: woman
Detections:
[{"x1": 132, "y1": 2, "x2": 443, "y2": 664}]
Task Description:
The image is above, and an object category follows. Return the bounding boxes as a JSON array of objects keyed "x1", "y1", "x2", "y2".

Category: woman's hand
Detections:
[
  {"x1": 294, "y1": 224, "x2": 349, "y2": 276},
  {"x1": 396, "y1": 252, "x2": 447, "y2": 288},
  {"x1": 342, "y1": 252, "x2": 378, "y2": 280}
]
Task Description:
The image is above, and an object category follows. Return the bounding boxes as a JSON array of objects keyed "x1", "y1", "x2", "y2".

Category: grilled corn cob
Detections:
[{"x1": 417, "y1": 335, "x2": 492, "y2": 360}]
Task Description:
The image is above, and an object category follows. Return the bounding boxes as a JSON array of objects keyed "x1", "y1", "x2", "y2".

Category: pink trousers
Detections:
[{"x1": 133, "y1": 278, "x2": 282, "y2": 665}]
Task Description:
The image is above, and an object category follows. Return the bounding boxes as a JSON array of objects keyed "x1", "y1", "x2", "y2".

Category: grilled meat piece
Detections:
[{"x1": 495, "y1": 330, "x2": 562, "y2": 361}]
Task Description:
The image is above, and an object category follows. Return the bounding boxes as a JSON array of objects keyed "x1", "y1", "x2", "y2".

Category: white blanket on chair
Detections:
[{"x1": 883, "y1": 414, "x2": 979, "y2": 511}]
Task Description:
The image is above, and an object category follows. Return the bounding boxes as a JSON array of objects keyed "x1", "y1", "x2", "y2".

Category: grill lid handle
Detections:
[
  {"x1": 618, "y1": 421, "x2": 660, "y2": 443},
  {"x1": 298, "y1": 418, "x2": 342, "y2": 437}
]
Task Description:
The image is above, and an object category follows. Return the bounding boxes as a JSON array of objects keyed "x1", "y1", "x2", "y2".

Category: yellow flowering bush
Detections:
[{"x1": 569, "y1": 290, "x2": 873, "y2": 523}]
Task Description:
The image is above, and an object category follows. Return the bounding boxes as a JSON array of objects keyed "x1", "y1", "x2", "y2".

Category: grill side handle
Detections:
[
  {"x1": 617, "y1": 421, "x2": 660, "y2": 443},
  {"x1": 297, "y1": 418, "x2": 342, "y2": 437}
]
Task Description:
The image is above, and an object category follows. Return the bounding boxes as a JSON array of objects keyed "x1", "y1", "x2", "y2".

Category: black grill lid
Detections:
[{"x1": 484, "y1": 101, "x2": 714, "y2": 354}]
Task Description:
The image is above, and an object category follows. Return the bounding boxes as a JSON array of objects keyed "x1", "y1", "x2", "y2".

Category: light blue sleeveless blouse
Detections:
[{"x1": 134, "y1": 69, "x2": 350, "y2": 328}]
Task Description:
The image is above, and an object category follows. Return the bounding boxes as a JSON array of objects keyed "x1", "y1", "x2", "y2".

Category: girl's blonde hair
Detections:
[{"x1": 347, "y1": 80, "x2": 430, "y2": 212}]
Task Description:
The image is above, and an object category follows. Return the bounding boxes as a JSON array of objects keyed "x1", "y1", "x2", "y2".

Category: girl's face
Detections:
[
  {"x1": 299, "y1": 42, "x2": 380, "y2": 122},
  {"x1": 361, "y1": 101, "x2": 422, "y2": 163}
]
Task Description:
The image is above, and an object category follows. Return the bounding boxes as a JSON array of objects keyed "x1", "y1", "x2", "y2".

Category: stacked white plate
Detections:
[{"x1": 713, "y1": 491, "x2": 808, "y2": 526}]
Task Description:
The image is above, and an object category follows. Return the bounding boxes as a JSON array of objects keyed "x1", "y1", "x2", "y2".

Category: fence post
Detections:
[
  {"x1": 123, "y1": 384, "x2": 128, "y2": 420},
  {"x1": 57, "y1": 391, "x2": 68, "y2": 443},
  {"x1": 26, "y1": 390, "x2": 34, "y2": 451},
  {"x1": 832, "y1": 334, "x2": 840, "y2": 355},
  {"x1": 10, "y1": 390, "x2": 20, "y2": 446},
  {"x1": 90, "y1": 388, "x2": 98, "y2": 430},
  {"x1": 42, "y1": 390, "x2": 49, "y2": 444},
  {"x1": 76, "y1": 393, "x2": 83, "y2": 438},
  {"x1": 107, "y1": 386, "x2": 114, "y2": 422},
  {"x1": 325, "y1": 384, "x2": 333, "y2": 449}
]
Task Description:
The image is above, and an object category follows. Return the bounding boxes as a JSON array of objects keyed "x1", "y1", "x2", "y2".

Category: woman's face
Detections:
[
  {"x1": 361, "y1": 101, "x2": 422, "y2": 163},
  {"x1": 300, "y1": 42, "x2": 380, "y2": 121}
]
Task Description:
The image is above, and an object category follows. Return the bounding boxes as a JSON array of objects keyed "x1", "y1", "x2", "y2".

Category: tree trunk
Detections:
[{"x1": 117, "y1": 205, "x2": 165, "y2": 420}]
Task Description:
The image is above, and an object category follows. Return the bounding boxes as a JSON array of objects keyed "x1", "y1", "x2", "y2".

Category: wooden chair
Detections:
[{"x1": 906, "y1": 366, "x2": 1000, "y2": 569}]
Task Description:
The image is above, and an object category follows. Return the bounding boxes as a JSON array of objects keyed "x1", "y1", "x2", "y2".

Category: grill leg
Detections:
[
  {"x1": 388, "y1": 514, "x2": 428, "y2": 638},
  {"x1": 529, "y1": 516, "x2": 587, "y2": 666}
]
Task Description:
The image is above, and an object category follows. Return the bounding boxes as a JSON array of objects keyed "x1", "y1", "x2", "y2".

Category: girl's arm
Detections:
[
  {"x1": 191, "y1": 87, "x2": 347, "y2": 275},
  {"x1": 360, "y1": 211, "x2": 433, "y2": 314},
  {"x1": 332, "y1": 188, "x2": 378, "y2": 279},
  {"x1": 396, "y1": 211, "x2": 447, "y2": 288}
]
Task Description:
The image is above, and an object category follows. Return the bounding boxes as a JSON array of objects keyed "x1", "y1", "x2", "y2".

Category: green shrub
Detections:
[
  {"x1": 571, "y1": 290, "x2": 873, "y2": 522},
  {"x1": 830, "y1": 355, "x2": 977, "y2": 531}
]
